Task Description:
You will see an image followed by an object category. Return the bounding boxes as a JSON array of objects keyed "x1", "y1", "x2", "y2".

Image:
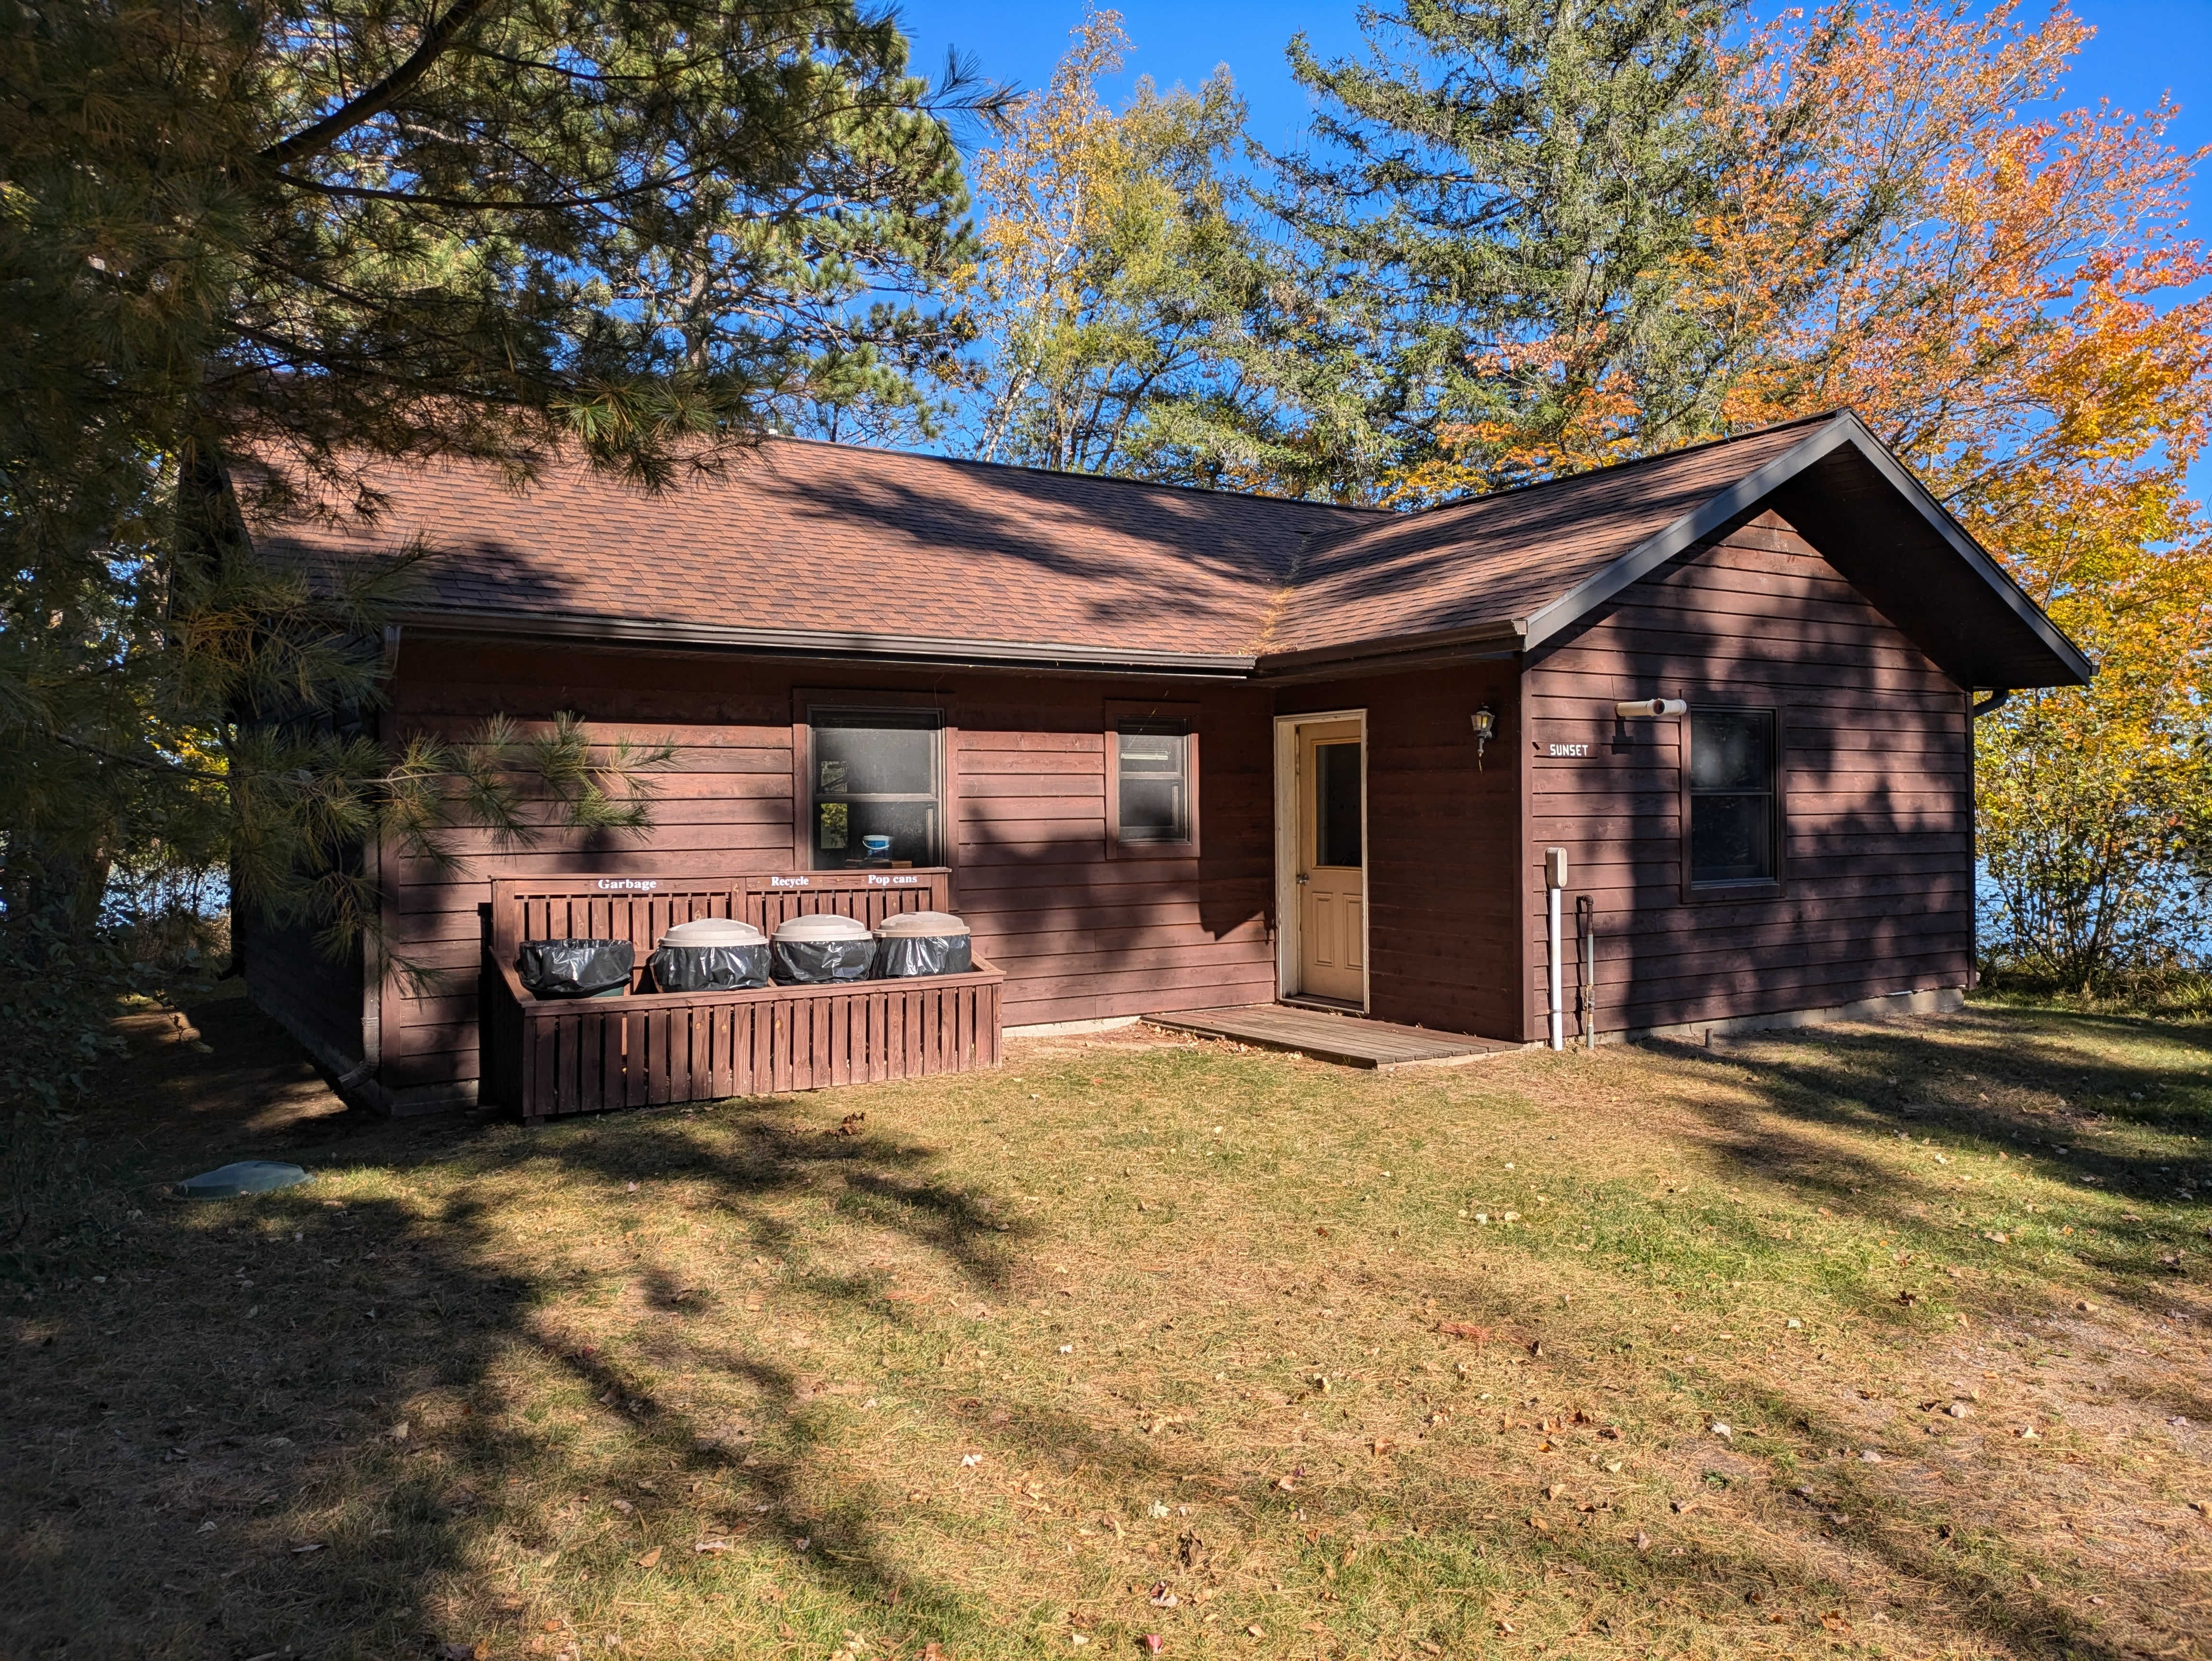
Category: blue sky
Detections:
[
  {"x1": 896, "y1": 0, "x2": 2210, "y2": 497},
  {"x1": 898, "y1": 1, "x2": 2212, "y2": 170}
]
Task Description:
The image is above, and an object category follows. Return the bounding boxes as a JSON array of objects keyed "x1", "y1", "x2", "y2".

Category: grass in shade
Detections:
[{"x1": 5, "y1": 986, "x2": 2210, "y2": 1660}]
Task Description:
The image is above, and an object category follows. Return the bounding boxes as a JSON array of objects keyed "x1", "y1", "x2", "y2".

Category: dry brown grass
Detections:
[{"x1": 5, "y1": 989, "x2": 2210, "y2": 1661}]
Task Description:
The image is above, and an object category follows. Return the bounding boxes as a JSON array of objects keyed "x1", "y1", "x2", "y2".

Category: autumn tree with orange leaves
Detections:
[
  {"x1": 1696, "y1": 1, "x2": 2212, "y2": 990},
  {"x1": 1294, "y1": 0, "x2": 2212, "y2": 988}
]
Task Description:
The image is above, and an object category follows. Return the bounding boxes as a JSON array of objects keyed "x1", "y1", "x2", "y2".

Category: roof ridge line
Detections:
[
  {"x1": 763, "y1": 433, "x2": 1392, "y2": 520},
  {"x1": 1378, "y1": 410, "x2": 1847, "y2": 524}
]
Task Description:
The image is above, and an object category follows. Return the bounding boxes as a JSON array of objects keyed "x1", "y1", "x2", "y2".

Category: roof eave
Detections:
[
  {"x1": 1252, "y1": 618, "x2": 1526, "y2": 680},
  {"x1": 1517, "y1": 412, "x2": 2093, "y2": 690},
  {"x1": 394, "y1": 606, "x2": 1260, "y2": 678}
]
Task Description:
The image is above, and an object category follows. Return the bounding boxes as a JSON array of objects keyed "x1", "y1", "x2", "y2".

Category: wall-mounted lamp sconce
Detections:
[
  {"x1": 1615, "y1": 697, "x2": 1687, "y2": 719},
  {"x1": 1471, "y1": 705, "x2": 1496, "y2": 768}
]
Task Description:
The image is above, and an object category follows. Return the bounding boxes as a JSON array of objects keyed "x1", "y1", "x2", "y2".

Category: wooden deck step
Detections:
[{"x1": 1144, "y1": 1004, "x2": 1527, "y2": 1071}]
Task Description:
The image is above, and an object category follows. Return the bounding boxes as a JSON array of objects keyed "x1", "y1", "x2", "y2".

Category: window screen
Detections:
[
  {"x1": 1689, "y1": 709, "x2": 1776, "y2": 885},
  {"x1": 811, "y1": 707, "x2": 941, "y2": 869},
  {"x1": 1117, "y1": 723, "x2": 1191, "y2": 845},
  {"x1": 1315, "y1": 741, "x2": 1362, "y2": 868}
]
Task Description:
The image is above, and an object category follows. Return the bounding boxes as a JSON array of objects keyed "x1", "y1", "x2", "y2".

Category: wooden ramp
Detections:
[{"x1": 1145, "y1": 1004, "x2": 1526, "y2": 1071}]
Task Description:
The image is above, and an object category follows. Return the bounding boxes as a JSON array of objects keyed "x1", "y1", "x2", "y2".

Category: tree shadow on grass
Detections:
[
  {"x1": 1624, "y1": 1007, "x2": 2212, "y2": 1329},
  {"x1": 0, "y1": 991, "x2": 1048, "y2": 1658},
  {"x1": 3, "y1": 994, "x2": 2200, "y2": 1661}
]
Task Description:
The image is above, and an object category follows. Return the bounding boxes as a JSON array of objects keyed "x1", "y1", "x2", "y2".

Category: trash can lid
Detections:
[
  {"x1": 874, "y1": 909, "x2": 971, "y2": 938},
  {"x1": 177, "y1": 1160, "x2": 313, "y2": 1199},
  {"x1": 660, "y1": 918, "x2": 765, "y2": 946},
  {"x1": 773, "y1": 913, "x2": 873, "y2": 941}
]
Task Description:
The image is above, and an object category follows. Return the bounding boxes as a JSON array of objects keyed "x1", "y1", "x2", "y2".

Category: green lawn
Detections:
[{"x1": 5, "y1": 989, "x2": 2209, "y2": 1660}]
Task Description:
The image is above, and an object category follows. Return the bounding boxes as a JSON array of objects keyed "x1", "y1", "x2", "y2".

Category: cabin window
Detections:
[
  {"x1": 1105, "y1": 700, "x2": 1200, "y2": 857},
  {"x1": 1687, "y1": 708, "x2": 1779, "y2": 887},
  {"x1": 1116, "y1": 724, "x2": 1192, "y2": 845},
  {"x1": 809, "y1": 706, "x2": 942, "y2": 868}
]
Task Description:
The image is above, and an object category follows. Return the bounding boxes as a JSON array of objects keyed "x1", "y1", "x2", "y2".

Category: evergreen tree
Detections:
[
  {"x1": 1271, "y1": 0, "x2": 1747, "y2": 499},
  {"x1": 0, "y1": 0, "x2": 991, "y2": 984}
]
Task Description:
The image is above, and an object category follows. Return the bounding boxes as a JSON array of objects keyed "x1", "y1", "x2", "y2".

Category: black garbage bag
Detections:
[
  {"x1": 648, "y1": 942, "x2": 771, "y2": 992},
  {"x1": 873, "y1": 933, "x2": 973, "y2": 977},
  {"x1": 872, "y1": 910, "x2": 974, "y2": 978},
  {"x1": 516, "y1": 938, "x2": 633, "y2": 998},
  {"x1": 771, "y1": 915, "x2": 876, "y2": 984}
]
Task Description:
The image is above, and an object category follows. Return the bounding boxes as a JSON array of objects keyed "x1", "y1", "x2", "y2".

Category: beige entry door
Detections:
[{"x1": 1297, "y1": 720, "x2": 1366, "y2": 1005}]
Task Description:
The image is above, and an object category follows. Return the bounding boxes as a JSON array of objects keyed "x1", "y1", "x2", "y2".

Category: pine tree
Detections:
[
  {"x1": 0, "y1": 0, "x2": 992, "y2": 983},
  {"x1": 1272, "y1": 0, "x2": 1747, "y2": 499}
]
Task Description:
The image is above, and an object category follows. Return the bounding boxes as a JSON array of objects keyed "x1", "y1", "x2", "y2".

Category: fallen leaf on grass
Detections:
[
  {"x1": 692, "y1": 1539, "x2": 734, "y2": 1554},
  {"x1": 1435, "y1": 1321, "x2": 1493, "y2": 1342},
  {"x1": 1820, "y1": 1611, "x2": 1851, "y2": 1634},
  {"x1": 634, "y1": 1547, "x2": 662, "y2": 1568}
]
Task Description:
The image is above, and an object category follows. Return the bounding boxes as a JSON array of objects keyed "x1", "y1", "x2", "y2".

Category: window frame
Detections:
[
  {"x1": 1104, "y1": 698, "x2": 1201, "y2": 860},
  {"x1": 792, "y1": 687, "x2": 955, "y2": 873},
  {"x1": 1680, "y1": 702, "x2": 1787, "y2": 903}
]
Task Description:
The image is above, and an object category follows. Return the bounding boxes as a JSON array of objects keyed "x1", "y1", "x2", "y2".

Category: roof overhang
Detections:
[
  {"x1": 1516, "y1": 411, "x2": 2092, "y2": 690},
  {"x1": 1251, "y1": 618, "x2": 1526, "y2": 680},
  {"x1": 395, "y1": 606, "x2": 1261, "y2": 679}
]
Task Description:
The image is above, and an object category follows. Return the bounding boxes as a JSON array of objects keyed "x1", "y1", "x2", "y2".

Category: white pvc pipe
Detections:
[{"x1": 1547, "y1": 883, "x2": 1563, "y2": 1051}]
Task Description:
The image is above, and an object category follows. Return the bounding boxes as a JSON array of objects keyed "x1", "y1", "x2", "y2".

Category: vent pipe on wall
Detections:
[{"x1": 1545, "y1": 847, "x2": 1569, "y2": 1051}]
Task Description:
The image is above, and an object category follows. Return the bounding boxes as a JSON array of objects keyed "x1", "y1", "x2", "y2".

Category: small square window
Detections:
[
  {"x1": 1117, "y1": 724, "x2": 1191, "y2": 845},
  {"x1": 1688, "y1": 708, "x2": 1778, "y2": 886},
  {"x1": 1106, "y1": 703, "x2": 1199, "y2": 856}
]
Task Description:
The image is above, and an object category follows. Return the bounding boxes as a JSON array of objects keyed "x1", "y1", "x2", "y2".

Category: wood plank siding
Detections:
[
  {"x1": 368, "y1": 640, "x2": 1278, "y2": 1108},
  {"x1": 242, "y1": 913, "x2": 365, "y2": 1079},
  {"x1": 1521, "y1": 510, "x2": 1975, "y2": 1040},
  {"x1": 1274, "y1": 663, "x2": 1523, "y2": 1040}
]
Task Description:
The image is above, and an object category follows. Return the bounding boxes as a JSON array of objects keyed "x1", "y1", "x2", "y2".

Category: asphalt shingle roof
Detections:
[{"x1": 233, "y1": 414, "x2": 1897, "y2": 666}]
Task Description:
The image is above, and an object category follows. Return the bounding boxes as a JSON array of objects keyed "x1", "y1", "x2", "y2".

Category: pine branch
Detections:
[{"x1": 258, "y1": 0, "x2": 506, "y2": 169}]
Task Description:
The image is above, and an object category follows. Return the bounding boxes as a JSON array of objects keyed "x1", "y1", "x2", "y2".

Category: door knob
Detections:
[{"x1": 1296, "y1": 872, "x2": 1310, "y2": 883}]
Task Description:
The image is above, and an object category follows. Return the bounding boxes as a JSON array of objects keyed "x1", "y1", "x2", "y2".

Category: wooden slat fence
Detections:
[{"x1": 480, "y1": 870, "x2": 998, "y2": 1122}]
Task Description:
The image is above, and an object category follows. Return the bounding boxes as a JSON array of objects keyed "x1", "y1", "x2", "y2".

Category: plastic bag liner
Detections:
[
  {"x1": 649, "y1": 941, "x2": 771, "y2": 992},
  {"x1": 517, "y1": 937, "x2": 633, "y2": 998},
  {"x1": 873, "y1": 910, "x2": 973, "y2": 978},
  {"x1": 771, "y1": 914, "x2": 876, "y2": 984},
  {"x1": 873, "y1": 934, "x2": 973, "y2": 977}
]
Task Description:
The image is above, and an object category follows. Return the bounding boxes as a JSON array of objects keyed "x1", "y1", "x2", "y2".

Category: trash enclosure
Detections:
[{"x1": 480, "y1": 869, "x2": 1002, "y2": 1122}]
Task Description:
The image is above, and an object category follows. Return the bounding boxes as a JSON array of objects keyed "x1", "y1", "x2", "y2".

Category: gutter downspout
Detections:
[{"x1": 1970, "y1": 688, "x2": 2011, "y2": 718}]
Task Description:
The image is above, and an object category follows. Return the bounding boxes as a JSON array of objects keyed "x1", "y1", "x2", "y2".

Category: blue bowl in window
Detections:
[{"x1": 861, "y1": 834, "x2": 893, "y2": 863}]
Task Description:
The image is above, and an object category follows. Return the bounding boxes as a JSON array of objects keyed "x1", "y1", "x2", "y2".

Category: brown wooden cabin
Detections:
[{"x1": 231, "y1": 410, "x2": 2090, "y2": 1116}]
